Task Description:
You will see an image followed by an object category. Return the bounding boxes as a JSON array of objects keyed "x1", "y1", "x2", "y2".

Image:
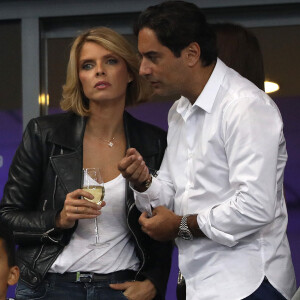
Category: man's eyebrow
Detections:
[{"x1": 140, "y1": 51, "x2": 159, "y2": 57}]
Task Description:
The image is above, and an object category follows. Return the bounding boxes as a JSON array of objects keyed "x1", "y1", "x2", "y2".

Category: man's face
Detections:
[
  {"x1": 138, "y1": 27, "x2": 186, "y2": 96},
  {"x1": 0, "y1": 240, "x2": 19, "y2": 300}
]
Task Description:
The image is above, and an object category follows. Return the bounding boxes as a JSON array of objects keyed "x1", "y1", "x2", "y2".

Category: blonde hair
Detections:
[{"x1": 60, "y1": 27, "x2": 151, "y2": 116}]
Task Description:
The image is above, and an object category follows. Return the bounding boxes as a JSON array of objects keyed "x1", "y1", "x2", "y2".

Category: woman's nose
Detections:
[
  {"x1": 95, "y1": 63, "x2": 105, "y2": 76},
  {"x1": 96, "y1": 71, "x2": 105, "y2": 76}
]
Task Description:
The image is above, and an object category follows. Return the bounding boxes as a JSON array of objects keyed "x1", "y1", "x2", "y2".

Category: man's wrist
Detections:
[
  {"x1": 178, "y1": 214, "x2": 193, "y2": 240},
  {"x1": 134, "y1": 174, "x2": 152, "y2": 192},
  {"x1": 177, "y1": 214, "x2": 205, "y2": 239},
  {"x1": 187, "y1": 214, "x2": 205, "y2": 238}
]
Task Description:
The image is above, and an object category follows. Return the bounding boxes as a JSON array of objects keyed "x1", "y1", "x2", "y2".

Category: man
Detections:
[
  {"x1": 118, "y1": 1, "x2": 296, "y2": 299},
  {"x1": 0, "y1": 221, "x2": 19, "y2": 300}
]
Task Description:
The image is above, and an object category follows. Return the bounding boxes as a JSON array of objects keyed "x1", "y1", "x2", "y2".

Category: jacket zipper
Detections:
[
  {"x1": 32, "y1": 244, "x2": 45, "y2": 269},
  {"x1": 127, "y1": 202, "x2": 145, "y2": 280},
  {"x1": 52, "y1": 174, "x2": 58, "y2": 210},
  {"x1": 51, "y1": 147, "x2": 63, "y2": 210}
]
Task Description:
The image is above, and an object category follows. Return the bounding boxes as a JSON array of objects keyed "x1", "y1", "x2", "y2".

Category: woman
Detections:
[
  {"x1": 0, "y1": 27, "x2": 172, "y2": 300},
  {"x1": 212, "y1": 22, "x2": 265, "y2": 90}
]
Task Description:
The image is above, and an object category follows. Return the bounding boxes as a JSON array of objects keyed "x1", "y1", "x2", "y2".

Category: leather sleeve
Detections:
[{"x1": 0, "y1": 119, "x2": 62, "y2": 245}]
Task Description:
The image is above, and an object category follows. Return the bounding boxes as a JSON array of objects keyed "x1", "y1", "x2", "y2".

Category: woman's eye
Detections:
[
  {"x1": 107, "y1": 58, "x2": 118, "y2": 65},
  {"x1": 82, "y1": 63, "x2": 93, "y2": 70}
]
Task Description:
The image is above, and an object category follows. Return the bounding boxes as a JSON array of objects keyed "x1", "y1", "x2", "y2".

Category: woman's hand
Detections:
[
  {"x1": 55, "y1": 189, "x2": 105, "y2": 229},
  {"x1": 110, "y1": 279, "x2": 157, "y2": 300}
]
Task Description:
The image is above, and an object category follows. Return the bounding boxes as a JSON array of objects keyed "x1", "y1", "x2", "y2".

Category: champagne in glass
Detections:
[
  {"x1": 82, "y1": 168, "x2": 107, "y2": 248},
  {"x1": 82, "y1": 185, "x2": 105, "y2": 204}
]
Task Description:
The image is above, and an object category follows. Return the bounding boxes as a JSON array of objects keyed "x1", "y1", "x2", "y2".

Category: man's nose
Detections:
[{"x1": 139, "y1": 59, "x2": 151, "y2": 76}]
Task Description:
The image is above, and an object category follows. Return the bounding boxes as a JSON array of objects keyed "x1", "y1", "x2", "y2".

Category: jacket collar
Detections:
[
  {"x1": 124, "y1": 111, "x2": 160, "y2": 157},
  {"x1": 49, "y1": 112, "x2": 86, "y2": 150},
  {"x1": 48, "y1": 111, "x2": 160, "y2": 157},
  {"x1": 49, "y1": 111, "x2": 161, "y2": 198}
]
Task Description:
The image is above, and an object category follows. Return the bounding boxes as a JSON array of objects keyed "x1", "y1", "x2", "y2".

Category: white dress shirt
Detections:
[
  {"x1": 135, "y1": 59, "x2": 296, "y2": 300},
  {"x1": 50, "y1": 174, "x2": 139, "y2": 274}
]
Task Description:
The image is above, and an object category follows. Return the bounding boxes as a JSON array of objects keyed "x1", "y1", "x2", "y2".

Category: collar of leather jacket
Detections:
[{"x1": 48, "y1": 110, "x2": 162, "y2": 157}]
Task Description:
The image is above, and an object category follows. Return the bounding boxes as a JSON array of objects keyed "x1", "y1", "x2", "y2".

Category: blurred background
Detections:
[{"x1": 0, "y1": 1, "x2": 299, "y2": 299}]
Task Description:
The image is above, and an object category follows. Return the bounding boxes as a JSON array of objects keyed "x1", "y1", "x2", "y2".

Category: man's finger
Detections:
[
  {"x1": 141, "y1": 225, "x2": 148, "y2": 234},
  {"x1": 121, "y1": 156, "x2": 145, "y2": 179},
  {"x1": 139, "y1": 211, "x2": 149, "y2": 226},
  {"x1": 118, "y1": 154, "x2": 141, "y2": 172},
  {"x1": 129, "y1": 160, "x2": 146, "y2": 181},
  {"x1": 118, "y1": 155, "x2": 135, "y2": 172},
  {"x1": 125, "y1": 148, "x2": 140, "y2": 157}
]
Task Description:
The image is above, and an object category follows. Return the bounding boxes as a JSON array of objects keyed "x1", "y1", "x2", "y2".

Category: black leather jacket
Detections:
[{"x1": 0, "y1": 111, "x2": 172, "y2": 299}]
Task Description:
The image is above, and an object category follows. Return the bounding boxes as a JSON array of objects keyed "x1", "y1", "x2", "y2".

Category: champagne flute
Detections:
[{"x1": 82, "y1": 168, "x2": 107, "y2": 249}]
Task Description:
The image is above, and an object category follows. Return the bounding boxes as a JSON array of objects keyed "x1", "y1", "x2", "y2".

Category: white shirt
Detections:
[
  {"x1": 135, "y1": 59, "x2": 296, "y2": 300},
  {"x1": 50, "y1": 173, "x2": 139, "y2": 273}
]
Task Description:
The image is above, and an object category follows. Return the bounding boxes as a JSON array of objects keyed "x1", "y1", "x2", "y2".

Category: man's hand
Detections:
[
  {"x1": 110, "y1": 279, "x2": 156, "y2": 300},
  {"x1": 118, "y1": 148, "x2": 150, "y2": 192},
  {"x1": 139, "y1": 206, "x2": 182, "y2": 241}
]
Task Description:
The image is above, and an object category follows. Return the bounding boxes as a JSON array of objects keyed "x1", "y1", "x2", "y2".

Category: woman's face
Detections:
[{"x1": 78, "y1": 42, "x2": 132, "y2": 106}]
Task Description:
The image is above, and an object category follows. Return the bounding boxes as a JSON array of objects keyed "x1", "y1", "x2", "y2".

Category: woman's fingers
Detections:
[{"x1": 56, "y1": 190, "x2": 105, "y2": 229}]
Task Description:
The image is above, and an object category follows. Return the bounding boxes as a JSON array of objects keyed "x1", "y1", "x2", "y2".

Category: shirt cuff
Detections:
[
  {"x1": 130, "y1": 177, "x2": 161, "y2": 216},
  {"x1": 197, "y1": 205, "x2": 238, "y2": 247}
]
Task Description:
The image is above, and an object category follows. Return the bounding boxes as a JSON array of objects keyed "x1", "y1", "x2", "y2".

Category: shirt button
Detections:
[
  {"x1": 186, "y1": 182, "x2": 192, "y2": 189},
  {"x1": 188, "y1": 152, "x2": 193, "y2": 159}
]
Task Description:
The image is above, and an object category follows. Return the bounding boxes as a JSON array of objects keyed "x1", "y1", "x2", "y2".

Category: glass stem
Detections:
[{"x1": 94, "y1": 217, "x2": 100, "y2": 244}]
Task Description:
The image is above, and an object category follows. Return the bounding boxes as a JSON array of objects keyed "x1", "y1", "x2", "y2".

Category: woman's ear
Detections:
[
  {"x1": 184, "y1": 42, "x2": 201, "y2": 67},
  {"x1": 128, "y1": 72, "x2": 134, "y2": 84},
  {"x1": 7, "y1": 266, "x2": 20, "y2": 286}
]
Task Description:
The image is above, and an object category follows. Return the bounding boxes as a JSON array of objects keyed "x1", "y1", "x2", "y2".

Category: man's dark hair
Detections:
[
  {"x1": 134, "y1": 0, "x2": 217, "y2": 66},
  {"x1": 0, "y1": 220, "x2": 16, "y2": 267}
]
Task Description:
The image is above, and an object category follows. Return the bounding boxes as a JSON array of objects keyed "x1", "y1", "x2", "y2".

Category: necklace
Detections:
[{"x1": 97, "y1": 136, "x2": 116, "y2": 147}]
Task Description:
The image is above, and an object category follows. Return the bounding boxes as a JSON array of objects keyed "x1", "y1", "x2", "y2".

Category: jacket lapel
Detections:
[
  {"x1": 124, "y1": 111, "x2": 160, "y2": 157},
  {"x1": 49, "y1": 113, "x2": 86, "y2": 193},
  {"x1": 51, "y1": 152, "x2": 82, "y2": 193}
]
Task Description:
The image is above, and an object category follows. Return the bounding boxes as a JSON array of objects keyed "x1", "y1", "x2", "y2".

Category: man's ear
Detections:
[
  {"x1": 7, "y1": 266, "x2": 20, "y2": 286},
  {"x1": 184, "y1": 42, "x2": 201, "y2": 67}
]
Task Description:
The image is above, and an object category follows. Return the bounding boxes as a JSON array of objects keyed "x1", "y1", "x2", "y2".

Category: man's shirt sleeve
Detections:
[
  {"x1": 133, "y1": 146, "x2": 176, "y2": 215},
  {"x1": 197, "y1": 96, "x2": 286, "y2": 247}
]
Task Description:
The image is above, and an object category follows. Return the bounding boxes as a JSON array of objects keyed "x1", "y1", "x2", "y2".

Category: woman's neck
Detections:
[{"x1": 86, "y1": 101, "x2": 125, "y2": 140}]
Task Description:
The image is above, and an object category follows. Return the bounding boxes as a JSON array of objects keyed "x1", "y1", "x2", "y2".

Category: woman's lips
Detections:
[{"x1": 94, "y1": 81, "x2": 111, "y2": 89}]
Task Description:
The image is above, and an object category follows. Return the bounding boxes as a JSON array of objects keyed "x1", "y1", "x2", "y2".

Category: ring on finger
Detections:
[{"x1": 76, "y1": 206, "x2": 79, "y2": 213}]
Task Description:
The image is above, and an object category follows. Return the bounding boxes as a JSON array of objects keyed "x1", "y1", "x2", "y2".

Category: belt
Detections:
[{"x1": 46, "y1": 270, "x2": 136, "y2": 283}]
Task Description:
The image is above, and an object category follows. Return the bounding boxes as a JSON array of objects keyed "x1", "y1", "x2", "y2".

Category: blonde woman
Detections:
[{"x1": 0, "y1": 27, "x2": 172, "y2": 300}]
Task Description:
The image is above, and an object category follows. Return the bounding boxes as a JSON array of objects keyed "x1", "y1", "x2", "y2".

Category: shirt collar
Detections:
[{"x1": 177, "y1": 58, "x2": 227, "y2": 116}]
